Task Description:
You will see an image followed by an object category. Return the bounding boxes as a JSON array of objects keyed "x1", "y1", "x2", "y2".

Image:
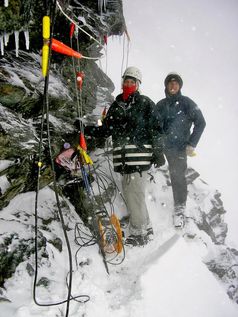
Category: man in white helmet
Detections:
[
  {"x1": 78, "y1": 66, "x2": 165, "y2": 246},
  {"x1": 154, "y1": 73, "x2": 206, "y2": 229}
]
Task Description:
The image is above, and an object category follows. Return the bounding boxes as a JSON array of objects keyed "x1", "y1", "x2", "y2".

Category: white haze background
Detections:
[{"x1": 103, "y1": 0, "x2": 238, "y2": 245}]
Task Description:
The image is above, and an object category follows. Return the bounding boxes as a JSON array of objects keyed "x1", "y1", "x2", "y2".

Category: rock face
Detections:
[
  {"x1": 186, "y1": 168, "x2": 228, "y2": 245},
  {"x1": 186, "y1": 170, "x2": 238, "y2": 303},
  {"x1": 0, "y1": 0, "x2": 125, "y2": 287},
  {"x1": 205, "y1": 246, "x2": 238, "y2": 303},
  {"x1": 0, "y1": 1, "x2": 126, "y2": 52},
  {"x1": 0, "y1": 1, "x2": 124, "y2": 206},
  {"x1": 0, "y1": 0, "x2": 238, "y2": 308},
  {"x1": 160, "y1": 165, "x2": 238, "y2": 302}
]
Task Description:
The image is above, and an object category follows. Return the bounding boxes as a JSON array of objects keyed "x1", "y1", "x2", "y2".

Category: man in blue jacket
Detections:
[{"x1": 154, "y1": 73, "x2": 206, "y2": 228}]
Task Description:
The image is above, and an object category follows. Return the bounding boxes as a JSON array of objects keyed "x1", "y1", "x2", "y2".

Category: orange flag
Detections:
[{"x1": 51, "y1": 38, "x2": 82, "y2": 59}]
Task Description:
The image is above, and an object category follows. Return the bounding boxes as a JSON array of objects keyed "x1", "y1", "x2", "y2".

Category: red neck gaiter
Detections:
[{"x1": 122, "y1": 85, "x2": 137, "y2": 101}]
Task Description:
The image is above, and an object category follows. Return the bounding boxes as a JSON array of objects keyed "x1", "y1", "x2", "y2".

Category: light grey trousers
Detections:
[{"x1": 122, "y1": 171, "x2": 151, "y2": 236}]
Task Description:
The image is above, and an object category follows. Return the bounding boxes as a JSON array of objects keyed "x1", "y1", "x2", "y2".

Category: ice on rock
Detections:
[
  {"x1": 14, "y1": 30, "x2": 19, "y2": 57},
  {"x1": 0, "y1": 35, "x2": 4, "y2": 55},
  {"x1": 4, "y1": 32, "x2": 10, "y2": 46},
  {"x1": 0, "y1": 30, "x2": 29, "y2": 56},
  {"x1": 98, "y1": 0, "x2": 107, "y2": 14},
  {"x1": 24, "y1": 30, "x2": 30, "y2": 50}
]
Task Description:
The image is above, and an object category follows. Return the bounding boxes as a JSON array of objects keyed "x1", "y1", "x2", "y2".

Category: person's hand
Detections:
[
  {"x1": 152, "y1": 152, "x2": 166, "y2": 168},
  {"x1": 186, "y1": 145, "x2": 196, "y2": 157}
]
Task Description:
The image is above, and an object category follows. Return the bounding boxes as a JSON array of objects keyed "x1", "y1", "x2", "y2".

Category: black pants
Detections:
[{"x1": 165, "y1": 149, "x2": 187, "y2": 207}]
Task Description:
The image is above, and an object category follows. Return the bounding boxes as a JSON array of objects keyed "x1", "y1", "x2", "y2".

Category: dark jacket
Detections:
[
  {"x1": 154, "y1": 91, "x2": 206, "y2": 151},
  {"x1": 85, "y1": 91, "x2": 163, "y2": 174}
]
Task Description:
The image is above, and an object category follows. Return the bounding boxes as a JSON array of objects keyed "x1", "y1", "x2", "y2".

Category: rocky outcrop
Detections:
[
  {"x1": 205, "y1": 245, "x2": 238, "y2": 303},
  {"x1": 187, "y1": 173, "x2": 228, "y2": 245},
  {"x1": 161, "y1": 166, "x2": 238, "y2": 301},
  {"x1": 0, "y1": 1, "x2": 125, "y2": 288},
  {"x1": 0, "y1": 0, "x2": 124, "y2": 207}
]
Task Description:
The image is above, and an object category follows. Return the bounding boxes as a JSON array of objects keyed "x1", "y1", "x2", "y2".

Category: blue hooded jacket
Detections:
[{"x1": 154, "y1": 90, "x2": 206, "y2": 151}]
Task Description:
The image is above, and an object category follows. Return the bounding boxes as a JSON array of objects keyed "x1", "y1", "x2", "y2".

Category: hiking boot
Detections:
[
  {"x1": 174, "y1": 204, "x2": 186, "y2": 214},
  {"x1": 125, "y1": 234, "x2": 148, "y2": 247},
  {"x1": 173, "y1": 213, "x2": 185, "y2": 229},
  {"x1": 120, "y1": 215, "x2": 130, "y2": 229},
  {"x1": 146, "y1": 227, "x2": 154, "y2": 240},
  {"x1": 183, "y1": 217, "x2": 197, "y2": 239}
]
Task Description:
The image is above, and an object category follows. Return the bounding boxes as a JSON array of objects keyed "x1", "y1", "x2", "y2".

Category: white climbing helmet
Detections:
[{"x1": 122, "y1": 66, "x2": 142, "y2": 83}]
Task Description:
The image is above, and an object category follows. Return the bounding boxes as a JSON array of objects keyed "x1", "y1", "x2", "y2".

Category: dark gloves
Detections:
[
  {"x1": 152, "y1": 152, "x2": 166, "y2": 168},
  {"x1": 151, "y1": 135, "x2": 165, "y2": 168}
]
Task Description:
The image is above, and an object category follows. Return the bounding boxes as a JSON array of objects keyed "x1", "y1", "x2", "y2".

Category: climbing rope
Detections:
[
  {"x1": 73, "y1": 166, "x2": 126, "y2": 270},
  {"x1": 70, "y1": 30, "x2": 82, "y2": 122},
  {"x1": 56, "y1": 1, "x2": 105, "y2": 50},
  {"x1": 37, "y1": 0, "x2": 127, "y2": 284},
  {"x1": 66, "y1": 144, "x2": 125, "y2": 272},
  {"x1": 33, "y1": 2, "x2": 90, "y2": 316},
  {"x1": 66, "y1": 34, "x2": 126, "y2": 267},
  {"x1": 57, "y1": 0, "x2": 110, "y2": 76}
]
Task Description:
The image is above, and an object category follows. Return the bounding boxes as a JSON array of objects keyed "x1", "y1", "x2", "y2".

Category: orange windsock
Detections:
[
  {"x1": 80, "y1": 132, "x2": 87, "y2": 151},
  {"x1": 51, "y1": 38, "x2": 82, "y2": 58}
]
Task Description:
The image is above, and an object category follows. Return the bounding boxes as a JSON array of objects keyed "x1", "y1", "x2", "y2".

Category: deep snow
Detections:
[{"x1": 1, "y1": 158, "x2": 238, "y2": 317}]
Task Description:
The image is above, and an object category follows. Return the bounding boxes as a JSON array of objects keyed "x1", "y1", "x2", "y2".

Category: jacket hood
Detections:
[{"x1": 164, "y1": 73, "x2": 183, "y2": 88}]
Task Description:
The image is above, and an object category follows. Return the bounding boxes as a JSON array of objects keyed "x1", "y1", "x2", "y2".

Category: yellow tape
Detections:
[
  {"x1": 42, "y1": 44, "x2": 49, "y2": 77},
  {"x1": 43, "y1": 16, "x2": 50, "y2": 39},
  {"x1": 78, "y1": 147, "x2": 93, "y2": 165}
]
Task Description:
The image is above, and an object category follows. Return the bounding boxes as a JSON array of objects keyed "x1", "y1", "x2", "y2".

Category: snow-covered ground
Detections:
[{"x1": 1, "y1": 155, "x2": 238, "y2": 317}]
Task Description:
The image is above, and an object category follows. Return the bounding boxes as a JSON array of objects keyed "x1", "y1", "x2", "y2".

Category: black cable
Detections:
[
  {"x1": 33, "y1": 1, "x2": 127, "y2": 311},
  {"x1": 71, "y1": 159, "x2": 126, "y2": 270},
  {"x1": 33, "y1": 1, "x2": 90, "y2": 314},
  {"x1": 43, "y1": 1, "x2": 73, "y2": 314},
  {"x1": 90, "y1": 168, "x2": 126, "y2": 264}
]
